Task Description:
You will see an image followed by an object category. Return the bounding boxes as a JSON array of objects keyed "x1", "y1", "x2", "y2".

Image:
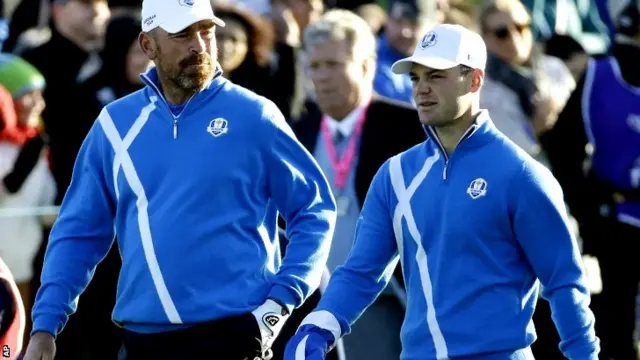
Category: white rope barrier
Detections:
[{"x1": 0, "y1": 205, "x2": 60, "y2": 217}]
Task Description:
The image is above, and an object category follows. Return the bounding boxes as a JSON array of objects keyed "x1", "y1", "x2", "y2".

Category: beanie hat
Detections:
[{"x1": 0, "y1": 54, "x2": 45, "y2": 99}]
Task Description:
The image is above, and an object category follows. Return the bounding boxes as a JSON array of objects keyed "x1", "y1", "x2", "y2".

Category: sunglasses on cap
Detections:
[{"x1": 489, "y1": 22, "x2": 530, "y2": 39}]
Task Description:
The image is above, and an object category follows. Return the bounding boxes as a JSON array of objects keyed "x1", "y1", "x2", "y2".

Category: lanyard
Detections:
[{"x1": 319, "y1": 105, "x2": 369, "y2": 190}]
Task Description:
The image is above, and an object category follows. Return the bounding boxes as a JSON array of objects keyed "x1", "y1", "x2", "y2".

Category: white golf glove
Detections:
[{"x1": 251, "y1": 299, "x2": 290, "y2": 351}]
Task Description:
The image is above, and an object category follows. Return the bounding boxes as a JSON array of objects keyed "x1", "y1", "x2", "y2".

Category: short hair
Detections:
[{"x1": 302, "y1": 9, "x2": 376, "y2": 61}]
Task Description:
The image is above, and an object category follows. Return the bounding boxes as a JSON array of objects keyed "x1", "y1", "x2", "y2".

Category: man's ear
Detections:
[
  {"x1": 362, "y1": 56, "x2": 377, "y2": 83},
  {"x1": 469, "y1": 69, "x2": 484, "y2": 93},
  {"x1": 139, "y1": 32, "x2": 157, "y2": 61}
]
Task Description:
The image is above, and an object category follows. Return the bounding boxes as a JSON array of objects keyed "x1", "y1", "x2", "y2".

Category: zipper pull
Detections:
[
  {"x1": 173, "y1": 118, "x2": 178, "y2": 139},
  {"x1": 443, "y1": 163, "x2": 448, "y2": 180}
]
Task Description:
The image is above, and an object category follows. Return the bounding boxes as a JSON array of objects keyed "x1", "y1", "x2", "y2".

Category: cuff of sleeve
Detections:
[
  {"x1": 31, "y1": 315, "x2": 61, "y2": 339},
  {"x1": 267, "y1": 284, "x2": 298, "y2": 314},
  {"x1": 300, "y1": 310, "x2": 342, "y2": 345}
]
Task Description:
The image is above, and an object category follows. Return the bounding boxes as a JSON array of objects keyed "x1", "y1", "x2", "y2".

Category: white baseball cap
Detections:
[
  {"x1": 391, "y1": 24, "x2": 487, "y2": 74},
  {"x1": 141, "y1": 0, "x2": 225, "y2": 34}
]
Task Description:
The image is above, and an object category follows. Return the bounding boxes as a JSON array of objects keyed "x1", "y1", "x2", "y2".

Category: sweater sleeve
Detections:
[
  {"x1": 262, "y1": 100, "x2": 337, "y2": 312},
  {"x1": 31, "y1": 117, "x2": 116, "y2": 337},
  {"x1": 509, "y1": 161, "x2": 599, "y2": 359}
]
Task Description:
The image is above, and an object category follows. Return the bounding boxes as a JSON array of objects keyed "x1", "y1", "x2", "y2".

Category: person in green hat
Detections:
[
  {"x1": 0, "y1": 54, "x2": 46, "y2": 132},
  {"x1": 0, "y1": 53, "x2": 54, "y2": 350}
]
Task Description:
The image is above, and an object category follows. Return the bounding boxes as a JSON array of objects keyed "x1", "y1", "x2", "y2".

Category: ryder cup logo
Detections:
[
  {"x1": 178, "y1": 0, "x2": 194, "y2": 7},
  {"x1": 207, "y1": 118, "x2": 228, "y2": 137},
  {"x1": 420, "y1": 32, "x2": 437, "y2": 49},
  {"x1": 467, "y1": 178, "x2": 487, "y2": 199}
]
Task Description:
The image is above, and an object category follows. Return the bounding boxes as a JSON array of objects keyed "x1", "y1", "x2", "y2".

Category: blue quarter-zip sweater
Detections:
[
  {"x1": 301, "y1": 111, "x2": 598, "y2": 359},
  {"x1": 31, "y1": 67, "x2": 337, "y2": 335}
]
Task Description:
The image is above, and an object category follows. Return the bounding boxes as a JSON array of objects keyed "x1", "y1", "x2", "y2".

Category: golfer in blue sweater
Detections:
[
  {"x1": 285, "y1": 24, "x2": 599, "y2": 360},
  {"x1": 23, "y1": 0, "x2": 336, "y2": 359}
]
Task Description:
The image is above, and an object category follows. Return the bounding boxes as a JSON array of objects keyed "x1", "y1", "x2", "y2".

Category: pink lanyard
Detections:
[{"x1": 319, "y1": 105, "x2": 369, "y2": 190}]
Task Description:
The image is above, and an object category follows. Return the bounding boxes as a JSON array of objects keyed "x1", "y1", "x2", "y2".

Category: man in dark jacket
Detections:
[
  {"x1": 20, "y1": 0, "x2": 111, "y2": 205},
  {"x1": 292, "y1": 9, "x2": 426, "y2": 360}
]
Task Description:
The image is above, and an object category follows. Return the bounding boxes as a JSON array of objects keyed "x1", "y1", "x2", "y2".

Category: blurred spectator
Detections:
[
  {"x1": 273, "y1": 0, "x2": 324, "y2": 35},
  {"x1": 269, "y1": 0, "x2": 324, "y2": 118},
  {"x1": 0, "y1": 255, "x2": 26, "y2": 358},
  {"x1": 4, "y1": 0, "x2": 51, "y2": 53},
  {"x1": 215, "y1": 3, "x2": 302, "y2": 119},
  {"x1": 0, "y1": 54, "x2": 54, "y2": 348},
  {"x1": 442, "y1": 0, "x2": 476, "y2": 30},
  {"x1": 520, "y1": 0, "x2": 611, "y2": 54},
  {"x1": 78, "y1": 14, "x2": 148, "y2": 119},
  {"x1": 373, "y1": 0, "x2": 436, "y2": 104},
  {"x1": 543, "y1": 33, "x2": 589, "y2": 80},
  {"x1": 293, "y1": 9, "x2": 426, "y2": 359},
  {"x1": 20, "y1": 0, "x2": 110, "y2": 206},
  {"x1": 478, "y1": 0, "x2": 574, "y2": 168},
  {"x1": 355, "y1": 3, "x2": 387, "y2": 34},
  {"x1": 540, "y1": 0, "x2": 640, "y2": 358}
]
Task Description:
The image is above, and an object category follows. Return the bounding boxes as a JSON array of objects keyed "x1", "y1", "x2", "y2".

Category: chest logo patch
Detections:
[
  {"x1": 467, "y1": 178, "x2": 488, "y2": 199},
  {"x1": 207, "y1": 118, "x2": 229, "y2": 137}
]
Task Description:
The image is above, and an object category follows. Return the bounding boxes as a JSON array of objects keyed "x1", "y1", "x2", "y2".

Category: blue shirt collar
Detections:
[{"x1": 423, "y1": 110, "x2": 495, "y2": 158}]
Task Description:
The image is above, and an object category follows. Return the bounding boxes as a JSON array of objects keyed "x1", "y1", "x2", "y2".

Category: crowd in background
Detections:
[{"x1": 0, "y1": 0, "x2": 638, "y2": 358}]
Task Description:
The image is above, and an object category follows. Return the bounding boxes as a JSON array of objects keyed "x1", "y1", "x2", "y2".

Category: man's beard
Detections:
[{"x1": 158, "y1": 46, "x2": 217, "y2": 93}]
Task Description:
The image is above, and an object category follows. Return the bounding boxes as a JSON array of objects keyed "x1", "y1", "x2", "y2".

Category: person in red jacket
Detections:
[{"x1": 0, "y1": 256, "x2": 26, "y2": 359}]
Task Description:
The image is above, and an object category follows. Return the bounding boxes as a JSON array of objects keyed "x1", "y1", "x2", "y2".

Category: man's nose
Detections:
[
  {"x1": 415, "y1": 78, "x2": 432, "y2": 94},
  {"x1": 189, "y1": 33, "x2": 207, "y2": 54}
]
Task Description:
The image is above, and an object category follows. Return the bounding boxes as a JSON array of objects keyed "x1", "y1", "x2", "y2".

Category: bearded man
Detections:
[{"x1": 22, "y1": 1, "x2": 337, "y2": 359}]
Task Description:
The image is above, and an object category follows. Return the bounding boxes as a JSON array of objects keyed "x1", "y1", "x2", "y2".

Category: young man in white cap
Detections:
[
  {"x1": 22, "y1": 0, "x2": 337, "y2": 359},
  {"x1": 284, "y1": 23, "x2": 599, "y2": 360}
]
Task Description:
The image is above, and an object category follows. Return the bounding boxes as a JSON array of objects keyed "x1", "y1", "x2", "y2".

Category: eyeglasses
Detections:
[{"x1": 489, "y1": 23, "x2": 530, "y2": 39}]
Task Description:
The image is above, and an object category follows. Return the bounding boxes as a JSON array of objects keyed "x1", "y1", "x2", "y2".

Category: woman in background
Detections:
[
  {"x1": 0, "y1": 54, "x2": 55, "y2": 348},
  {"x1": 215, "y1": 3, "x2": 301, "y2": 119}
]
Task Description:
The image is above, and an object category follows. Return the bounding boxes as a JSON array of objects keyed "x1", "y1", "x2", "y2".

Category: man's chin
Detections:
[{"x1": 177, "y1": 71, "x2": 214, "y2": 90}]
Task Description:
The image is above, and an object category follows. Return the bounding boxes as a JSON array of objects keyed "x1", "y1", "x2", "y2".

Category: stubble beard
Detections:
[{"x1": 158, "y1": 44, "x2": 218, "y2": 94}]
